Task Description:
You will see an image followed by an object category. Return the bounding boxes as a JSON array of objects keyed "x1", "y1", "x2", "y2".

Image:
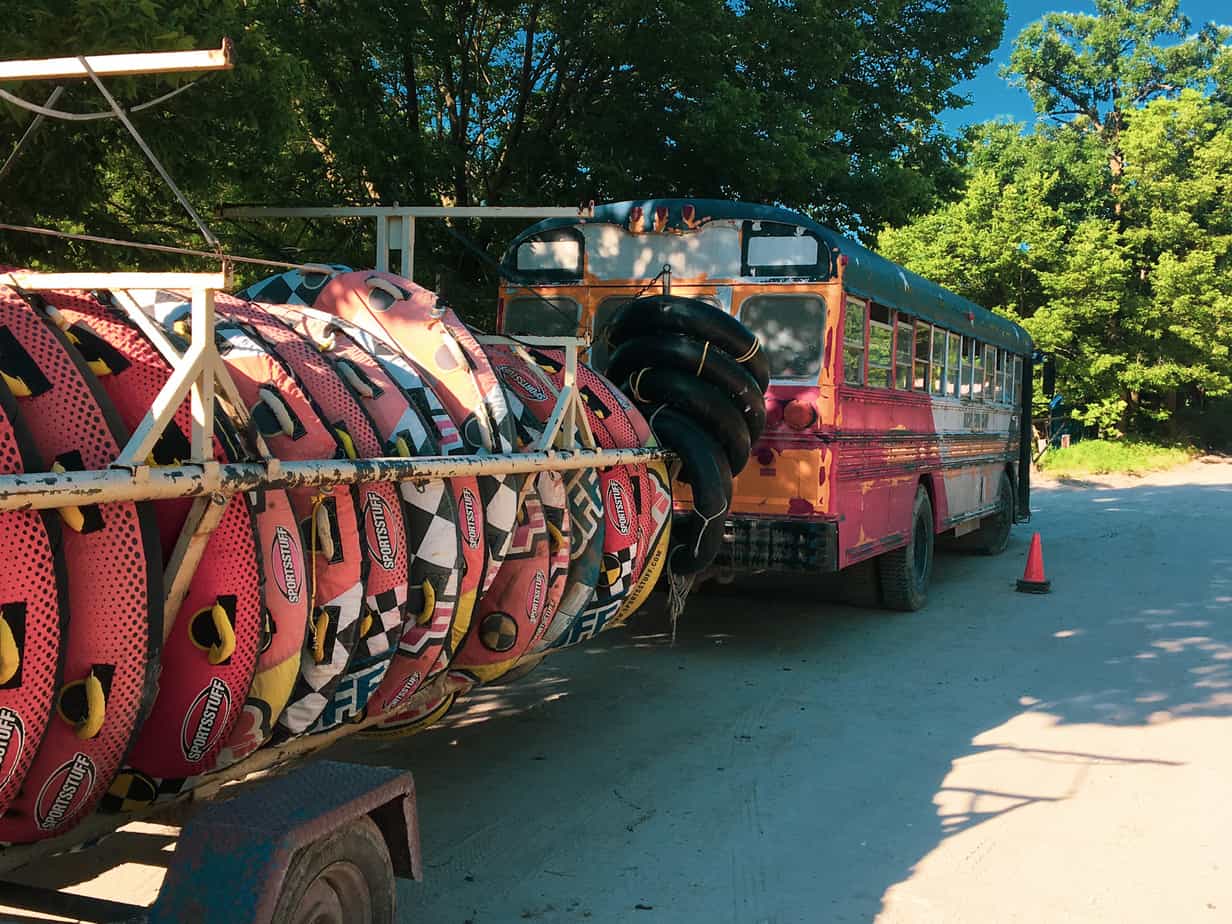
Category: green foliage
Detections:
[
  {"x1": 880, "y1": 1, "x2": 1232, "y2": 440},
  {"x1": 1036, "y1": 438, "x2": 1194, "y2": 476},
  {"x1": 0, "y1": 0, "x2": 1005, "y2": 312}
]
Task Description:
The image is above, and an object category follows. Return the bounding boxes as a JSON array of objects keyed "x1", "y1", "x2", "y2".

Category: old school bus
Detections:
[{"x1": 497, "y1": 200, "x2": 1034, "y2": 609}]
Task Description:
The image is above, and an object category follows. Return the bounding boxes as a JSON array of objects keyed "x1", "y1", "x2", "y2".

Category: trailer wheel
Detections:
[
  {"x1": 273, "y1": 815, "x2": 395, "y2": 924},
  {"x1": 879, "y1": 487, "x2": 934, "y2": 612},
  {"x1": 952, "y1": 471, "x2": 1014, "y2": 556}
]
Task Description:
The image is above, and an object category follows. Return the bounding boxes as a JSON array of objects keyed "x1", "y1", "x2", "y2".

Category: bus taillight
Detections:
[
  {"x1": 784, "y1": 399, "x2": 817, "y2": 430},
  {"x1": 764, "y1": 397, "x2": 784, "y2": 430}
]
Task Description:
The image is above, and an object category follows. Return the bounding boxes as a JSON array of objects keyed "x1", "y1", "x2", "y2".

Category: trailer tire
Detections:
[
  {"x1": 879, "y1": 487, "x2": 934, "y2": 612},
  {"x1": 273, "y1": 815, "x2": 395, "y2": 924}
]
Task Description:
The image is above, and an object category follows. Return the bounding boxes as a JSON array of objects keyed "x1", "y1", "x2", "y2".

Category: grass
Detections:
[{"x1": 1037, "y1": 439, "x2": 1197, "y2": 477}]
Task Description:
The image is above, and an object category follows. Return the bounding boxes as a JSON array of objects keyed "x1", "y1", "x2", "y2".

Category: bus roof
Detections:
[{"x1": 504, "y1": 199, "x2": 1033, "y2": 354}]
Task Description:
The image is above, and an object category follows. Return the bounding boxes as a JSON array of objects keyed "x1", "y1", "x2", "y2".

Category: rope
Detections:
[
  {"x1": 0, "y1": 223, "x2": 339, "y2": 273},
  {"x1": 666, "y1": 568, "x2": 694, "y2": 644},
  {"x1": 733, "y1": 339, "x2": 760, "y2": 364},
  {"x1": 695, "y1": 340, "x2": 710, "y2": 377},
  {"x1": 0, "y1": 86, "x2": 63, "y2": 182},
  {"x1": 0, "y1": 80, "x2": 198, "y2": 123},
  {"x1": 79, "y1": 56, "x2": 222, "y2": 254}
]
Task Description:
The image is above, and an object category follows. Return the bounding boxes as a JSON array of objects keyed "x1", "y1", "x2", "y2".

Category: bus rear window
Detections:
[
  {"x1": 741, "y1": 295, "x2": 826, "y2": 379},
  {"x1": 503, "y1": 296, "x2": 580, "y2": 336}
]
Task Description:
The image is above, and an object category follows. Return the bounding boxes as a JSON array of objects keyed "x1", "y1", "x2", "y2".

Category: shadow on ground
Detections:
[{"x1": 331, "y1": 470, "x2": 1232, "y2": 922}]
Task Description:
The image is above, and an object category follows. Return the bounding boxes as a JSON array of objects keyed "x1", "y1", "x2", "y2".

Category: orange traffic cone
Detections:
[{"x1": 1016, "y1": 531, "x2": 1051, "y2": 593}]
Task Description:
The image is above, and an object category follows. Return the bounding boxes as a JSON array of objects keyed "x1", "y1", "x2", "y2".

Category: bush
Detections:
[{"x1": 1037, "y1": 440, "x2": 1195, "y2": 477}]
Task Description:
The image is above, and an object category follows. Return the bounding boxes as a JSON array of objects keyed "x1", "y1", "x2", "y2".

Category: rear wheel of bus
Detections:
[{"x1": 879, "y1": 486, "x2": 934, "y2": 611}]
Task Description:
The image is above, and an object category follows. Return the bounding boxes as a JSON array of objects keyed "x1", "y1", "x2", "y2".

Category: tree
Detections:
[
  {"x1": 1004, "y1": 0, "x2": 1229, "y2": 171},
  {"x1": 1, "y1": 0, "x2": 1006, "y2": 296}
]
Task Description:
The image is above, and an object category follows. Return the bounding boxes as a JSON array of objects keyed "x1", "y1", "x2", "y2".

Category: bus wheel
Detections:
[
  {"x1": 880, "y1": 487, "x2": 934, "y2": 612},
  {"x1": 272, "y1": 815, "x2": 396, "y2": 924},
  {"x1": 953, "y1": 471, "x2": 1014, "y2": 556}
]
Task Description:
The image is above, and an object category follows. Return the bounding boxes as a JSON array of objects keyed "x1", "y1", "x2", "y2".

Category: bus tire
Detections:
[
  {"x1": 879, "y1": 487, "x2": 934, "y2": 612},
  {"x1": 952, "y1": 470, "x2": 1014, "y2": 556},
  {"x1": 272, "y1": 814, "x2": 395, "y2": 924},
  {"x1": 605, "y1": 294, "x2": 771, "y2": 392}
]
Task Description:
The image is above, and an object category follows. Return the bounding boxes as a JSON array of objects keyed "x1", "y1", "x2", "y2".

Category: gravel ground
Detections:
[{"x1": 6, "y1": 460, "x2": 1231, "y2": 923}]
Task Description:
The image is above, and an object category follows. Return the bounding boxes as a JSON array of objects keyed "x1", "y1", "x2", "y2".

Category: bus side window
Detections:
[
  {"x1": 894, "y1": 313, "x2": 913, "y2": 389},
  {"x1": 914, "y1": 321, "x2": 930, "y2": 391},
  {"x1": 956, "y1": 337, "x2": 965, "y2": 399},
  {"x1": 929, "y1": 325, "x2": 944, "y2": 395},
  {"x1": 992, "y1": 348, "x2": 1005, "y2": 404},
  {"x1": 946, "y1": 331, "x2": 961, "y2": 398},
  {"x1": 867, "y1": 304, "x2": 893, "y2": 388},
  {"x1": 843, "y1": 297, "x2": 867, "y2": 386}
]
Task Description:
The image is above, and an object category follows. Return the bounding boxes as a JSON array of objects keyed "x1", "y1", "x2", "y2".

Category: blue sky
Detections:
[{"x1": 939, "y1": 0, "x2": 1231, "y2": 133}]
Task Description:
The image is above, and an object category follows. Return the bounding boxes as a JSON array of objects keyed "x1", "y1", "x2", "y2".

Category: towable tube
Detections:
[
  {"x1": 604, "y1": 294, "x2": 770, "y2": 393},
  {"x1": 0, "y1": 377, "x2": 68, "y2": 819},
  {"x1": 41, "y1": 292, "x2": 264, "y2": 789},
  {"x1": 483, "y1": 343, "x2": 604, "y2": 652},
  {"x1": 0, "y1": 288, "x2": 162, "y2": 842},
  {"x1": 606, "y1": 335, "x2": 766, "y2": 442},
  {"x1": 215, "y1": 298, "x2": 411, "y2": 732},
  {"x1": 290, "y1": 309, "x2": 477, "y2": 687},
  {"x1": 625, "y1": 366, "x2": 751, "y2": 474},
  {"x1": 647, "y1": 408, "x2": 732, "y2": 575},
  {"x1": 132, "y1": 292, "x2": 365, "y2": 740},
  {"x1": 280, "y1": 310, "x2": 467, "y2": 720},
  {"x1": 311, "y1": 271, "x2": 521, "y2": 601}
]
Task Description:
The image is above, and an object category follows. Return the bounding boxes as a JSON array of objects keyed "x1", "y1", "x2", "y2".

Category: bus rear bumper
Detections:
[{"x1": 715, "y1": 516, "x2": 839, "y2": 575}]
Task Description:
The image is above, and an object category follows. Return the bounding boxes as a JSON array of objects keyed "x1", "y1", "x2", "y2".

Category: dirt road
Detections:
[{"x1": 9, "y1": 461, "x2": 1232, "y2": 922}]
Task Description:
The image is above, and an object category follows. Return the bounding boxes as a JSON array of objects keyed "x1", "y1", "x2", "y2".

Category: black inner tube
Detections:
[
  {"x1": 606, "y1": 334, "x2": 766, "y2": 442},
  {"x1": 625, "y1": 366, "x2": 751, "y2": 475},
  {"x1": 605, "y1": 294, "x2": 770, "y2": 393},
  {"x1": 647, "y1": 407, "x2": 732, "y2": 575}
]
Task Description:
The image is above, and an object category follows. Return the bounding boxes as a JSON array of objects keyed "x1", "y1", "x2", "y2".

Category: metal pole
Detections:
[{"x1": 0, "y1": 448, "x2": 674, "y2": 512}]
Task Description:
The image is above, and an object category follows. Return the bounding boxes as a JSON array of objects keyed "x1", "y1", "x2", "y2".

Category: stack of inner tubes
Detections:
[
  {"x1": 0, "y1": 267, "x2": 706, "y2": 845},
  {"x1": 601, "y1": 294, "x2": 770, "y2": 574}
]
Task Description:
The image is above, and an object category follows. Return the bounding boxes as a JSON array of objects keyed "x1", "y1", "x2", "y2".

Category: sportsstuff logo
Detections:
[
  {"x1": 383, "y1": 671, "x2": 422, "y2": 712},
  {"x1": 498, "y1": 364, "x2": 547, "y2": 402},
  {"x1": 181, "y1": 677, "x2": 232, "y2": 764},
  {"x1": 0, "y1": 707, "x2": 25, "y2": 792},
  {"x1": 527, "y1": 570, "x2": 546, "y2": 620},
  {"x1": 363, "y1": 492, "x2": 397, "y2": 571},
  {"x1": 607, "y1": 481, "x2": 631, "y2": 535},
  {"x1": 35, "y1": 752, "x2": 96, "y2": 831},
  {"x1": 460, "y1": 488, "x2": 481, "y2": 549},
  {"x1": 271, "y1": 526, "x2": 304, "y2": 603}
]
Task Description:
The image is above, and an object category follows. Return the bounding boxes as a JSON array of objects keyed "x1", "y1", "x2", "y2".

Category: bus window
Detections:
[
  {"x1": 989, "y1": 348, "x2": 1002, "y2": 403},
  {"x1": 959, "y1": 336, "x2": 972, "y2": 399},
  {"x1": 946, "y1": 331, "x2": 961, "y2": 398},
  {"x1": 975, "y1": 340, "x2": 985, "y2": 399},
  {"x1": 914, "y1": 321, "x2": 930, "y2": 391},
  {"x1": 867, "y1": 304, "x2": 893, "y2": 388},
  {"x1": 504, "y1": 296, "x2": 580, "y2": 337},
  {"x1": 894, "y1": 313, "x2": 913, "y2": 389},
  {"x1": 843, "y1": 297, "x2": 867, "y2": 386},
  {"x1": 589, "y1": 296, "x2": 631, "y2": 370},
  {"x1": 930, "y1": 326, "x2": 944, "y2": 394},
  {"x1": 741, "y1": 294, "x2": 826, "y2": 379}
]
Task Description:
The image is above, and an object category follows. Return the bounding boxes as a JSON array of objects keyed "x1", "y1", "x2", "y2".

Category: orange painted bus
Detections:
[{"x1": 496, "y1": 200, "x2": 1033, "y2": 609}]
